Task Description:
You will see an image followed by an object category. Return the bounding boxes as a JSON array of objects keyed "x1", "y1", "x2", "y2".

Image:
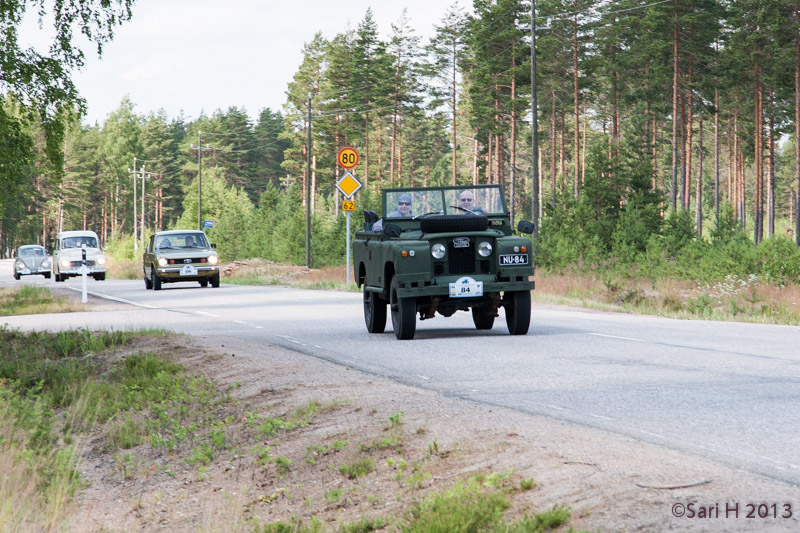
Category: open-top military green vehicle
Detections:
[{"x1": 354, "y1": 184, "x2": 535, "y2": 340}]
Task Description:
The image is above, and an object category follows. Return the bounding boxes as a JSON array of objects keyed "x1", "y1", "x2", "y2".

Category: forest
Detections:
[{"x1": 2, "y1": 0, "x2": 800, "y2": 285}]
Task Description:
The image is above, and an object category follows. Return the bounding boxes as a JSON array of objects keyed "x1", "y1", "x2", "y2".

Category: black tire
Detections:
[
  {"x1": 44, "y1": 272, "x2": 51, "y2": 279},
  {"x1": 210, "y1": 273, "x2": 220, "y2": 288},
  {"x1": 144, "y1": 271, "x2": 152, "y2": 289},
  {"x1": 420, "y1": 214, "x2": 489, "y2": 233},
  {"x1": 363, "y1": 289, "x2": 387, "y2": 333},
  {"x1": 505, "y1": 290, "x2": 531, "y2": 335},
  {"x1": 55, "y1": 272, "x2": 64, "y2": 283},
  {"x1": 94, "y1": 273, "x2": 106, "y2": 281},
  {"x1": 152, "y1": 267, "x2": 162, "y2": 291},
  {"x1": 14, "y1": 272, "x2": 20, "y2": 280},
  {"x1": 199, "y1": 279, "x2": 208, "y2": 288},
  {"x1": 472, "y1": 306, "x2": 496, "y2": 330},
  {"x1": 390, "y1": 277, "x2": 416, "y2": 340}
]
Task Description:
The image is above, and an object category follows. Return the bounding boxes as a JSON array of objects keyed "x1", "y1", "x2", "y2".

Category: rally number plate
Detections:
[
  {"x1": 180, "y1": 264, "x2": 198, "y2": 276},
  {"x1": 449, "y1": 276, "x2": 483, "y2": 298}
]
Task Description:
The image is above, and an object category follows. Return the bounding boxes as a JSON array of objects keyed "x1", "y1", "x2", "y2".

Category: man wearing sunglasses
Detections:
[
  {"x1": 457, "y1": 190, "x2": 484, "y2": 214},
  {"x1": 387, "y1": 193, "x2": 414, "y2": 217}
]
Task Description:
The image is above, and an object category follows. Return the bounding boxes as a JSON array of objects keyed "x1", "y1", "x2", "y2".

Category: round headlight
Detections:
[
  {"x1": 16, "y1": 261, "x2": 24, "y2": 268},
  {"x1": 431, "y1": 243, "x2": 446, "y2": 259},
  {"x1": 513, "y1": 245, "x2": 520, "y2": 253},
  {"x1": 478, "y1": 241, "x2": 493, "y2": 257},
  {"x1": 61, "y1": 258, "x2": 71, "y2": 268},
  {"x1": 96, "y1": 255, "x2": 106, "y2": 265},
  {"x1": 208, "y1": 255, "x2": 219, "y2": 265},
  {"x1": 42, "y1": 260, "x2": 50, "y2": 267},
  {"x1": 158, "y1": 257, "x2": 168, "y2": 267}
]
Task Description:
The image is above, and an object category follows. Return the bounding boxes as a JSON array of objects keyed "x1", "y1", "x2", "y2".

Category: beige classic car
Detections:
[
  {"x1": 52, "y1": 230, "x2": 106, "y2": 282},
  {"x1": 142, "y1": 230, "x2": 220, "y2": 290}
]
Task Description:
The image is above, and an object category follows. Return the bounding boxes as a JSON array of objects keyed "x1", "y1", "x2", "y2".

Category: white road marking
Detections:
[
  {"x1": 65, "y1": 287, "x2": 160, "y2": 309},
  {"x1": 587, "y1": 333, "x2": 646, "y2": 342},
  {"x1": 195, "y1": 311, "x2": 221, "y2": 318}
]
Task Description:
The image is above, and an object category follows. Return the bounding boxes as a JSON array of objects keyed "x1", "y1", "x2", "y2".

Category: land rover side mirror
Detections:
[
  {"x1": 517, "y1": 220, "x2": 535, "y2": 235},
  {"x1": 383, "y1": 223, "x2": 402, "y2": 238}
]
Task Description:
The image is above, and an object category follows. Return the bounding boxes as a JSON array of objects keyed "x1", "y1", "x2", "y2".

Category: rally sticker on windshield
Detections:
[{"x1": 449, "y1": 276, "x2": 483, "y2": 298}]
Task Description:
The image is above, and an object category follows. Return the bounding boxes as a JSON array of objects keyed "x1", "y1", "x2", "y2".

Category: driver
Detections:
[
  {"x1": 185, "y1": 235, "x2": 195, "y2": 247},
  {"x1": 387, "y1": 193, "x2": 413, "y2": 218}
]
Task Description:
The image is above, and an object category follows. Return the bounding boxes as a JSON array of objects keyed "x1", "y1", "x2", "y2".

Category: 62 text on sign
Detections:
[
  {"x1": 342, "y1": 200, "x2": 355, "y2": 211},
  {"x1": 337, "y1": 147, "x2": 359, "y2": 169}
]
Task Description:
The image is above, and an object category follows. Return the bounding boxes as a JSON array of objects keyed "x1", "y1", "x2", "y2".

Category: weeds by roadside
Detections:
[
  {"x1": 0, "y1": 328, "x2": 580, "y2": 532},
  {"x1": 0, "y1": 285, "x2": 81, "y2": 315}
]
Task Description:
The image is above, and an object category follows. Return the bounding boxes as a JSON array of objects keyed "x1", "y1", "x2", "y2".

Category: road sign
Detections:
[
  {"x1": 203, "y1": 220, "x2": 214, "y2": 229},
  {"x1": 337, "y1": 147, "x2": 359, "y2": 169},
  {"x1": 336, "y1": 171, "x2": 362, "y2": 198},
  {"x1": 342, "y1": 200, "x2": 355, "y2": 211}
]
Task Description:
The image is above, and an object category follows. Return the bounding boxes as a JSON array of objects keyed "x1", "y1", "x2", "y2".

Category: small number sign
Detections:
[
  {"x1": 338, "y1": 147, "x2": 359, "y2": 169},
  {"x1": 342, "y1": 200, "x2": 355, "y2": 211}
]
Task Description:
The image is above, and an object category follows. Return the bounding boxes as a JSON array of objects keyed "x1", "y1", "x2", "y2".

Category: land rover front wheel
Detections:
[
  {"x1": 390, "y1": 278, "x2": 416, "y2": 340},
  {"x1": 472, "y1": 305, "x2": 496, "y2": 330},
  {"x1": 504, "y1": 290, "x2": 531, "y2": 335},
  {"x1": 363, "y1": 289, "x2": 387, "y2": 333}
]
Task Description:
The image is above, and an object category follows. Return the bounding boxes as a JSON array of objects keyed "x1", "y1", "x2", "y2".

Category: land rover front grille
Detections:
[{"x1": 448, "y1": 241, "x2": 474, "y2": 275}]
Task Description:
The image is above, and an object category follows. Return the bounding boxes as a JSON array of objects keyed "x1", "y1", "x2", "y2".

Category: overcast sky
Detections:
[{"x1": 21, "y1": 0, "x2": 469, "y2": 126}]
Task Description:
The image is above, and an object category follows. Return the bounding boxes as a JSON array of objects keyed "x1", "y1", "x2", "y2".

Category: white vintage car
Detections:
[
  {"x1": 14, "y1": 245, "x2": 51, "y2": 280},
  {"x1": 52, "y1": 230, "x2": 107, "y2": 282}
]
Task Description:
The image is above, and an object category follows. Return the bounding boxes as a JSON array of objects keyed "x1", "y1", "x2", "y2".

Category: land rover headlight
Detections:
[
  {"x1": 208, "y1": 255, "x2": 219, "y2": 265},
  {"x1": 431, "y1": 243, "x2": 446, "y2": 259},
  {"x1": 477, "y1": 241, "x2": 493, "y2": 257},
  {"x1": 96, "y1": 255, "x2": 106, "y2": 265},
  {"x1": 158, "y1": 257, "x2": 168, "y2": 267}
]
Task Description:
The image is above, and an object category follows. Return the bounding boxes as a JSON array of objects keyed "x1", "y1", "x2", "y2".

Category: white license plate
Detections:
[
  {"x1": 21, "y1": 268, "x2": 31, "y2": 274},
  {"x1": 449, "y1": 276, "x2": 483, "y2": 298},
  {"x1": 499, "y1": 254, "x2": 529, "y2": 265},
  {"x1": 180, "y1": 264, "x2": 198, "y2": 276}
]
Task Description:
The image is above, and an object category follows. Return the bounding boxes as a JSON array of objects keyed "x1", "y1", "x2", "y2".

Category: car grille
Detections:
[
  {"x1": 165, "y1": 257, "x2": 206, "y2": 265},
  {"x1": 448, "y1": 241, "x2": 474, "y2": 275},
  {"x1": 69, "y1": 260, "x2": 96, "y2": 267}
]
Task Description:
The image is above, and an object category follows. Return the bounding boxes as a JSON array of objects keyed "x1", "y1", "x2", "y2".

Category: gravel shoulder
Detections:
[{"x1": 70, "y1": 333, "x2": 800, "y2": 532}]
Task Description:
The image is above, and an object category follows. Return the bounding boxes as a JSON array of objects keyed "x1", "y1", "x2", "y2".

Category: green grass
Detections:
[{"x1": 0, "y1": 285, "x2": 79, "y2": 315}]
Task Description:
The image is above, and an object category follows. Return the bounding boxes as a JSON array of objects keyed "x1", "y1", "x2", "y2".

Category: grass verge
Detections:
[
  {"x1": 0, "y1": 285, "x2": 81, "y2": 316},
  {"x1": 0, "y1": 328, "x2": 580, "y2": 532}
]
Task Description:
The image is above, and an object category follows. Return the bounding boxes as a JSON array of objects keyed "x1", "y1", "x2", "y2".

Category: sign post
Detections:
[
  {"x1": 336, "y1": 148, "x2": 362, "y2": 284},
  {"x1": 80, "y1": 244, "x2": 88, "y2": 303}
]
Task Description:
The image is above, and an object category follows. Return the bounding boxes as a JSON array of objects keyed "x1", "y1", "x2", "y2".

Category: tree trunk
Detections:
[
  {"x1": 715, "y1": 86, "x2": 720, "y2": 225},
  {"x1": 671, "y1": 0, "x2": 680, "y2": 210},
  {"x1": 796, "y1": 3, "x2": 800, "y2": 245},
  {"x1": 551, "y1": 95, "x2": 557, "y2": 205},
  {"x1": 754, "y1": 65, "x2": 763, "y2": 245},
  {"x1": 573, "y1": 9, "x2": 580, "y2": 199},
  {"x1": 768, "y1": 88, "x2": 775, "y2": 238},
  {"x1": 685, "y1": 53, "x2": 694, "y2": 211},
  {"x1": 696, "y1": 112, "x2": 704, "y2": 237},
  {"x1": 473, "y1": 133, "x2": 479, "y2": 185}
]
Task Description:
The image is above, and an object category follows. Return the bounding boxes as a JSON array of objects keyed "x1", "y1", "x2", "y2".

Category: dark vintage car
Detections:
[
  {"x1": 142, "y1": 230, "x2": 220, "y2": 290},
  {"x1": 354, "y1": 184, "x2": 535, "y2": 340},
  {"x1": 13, "y1": 245, "x2": 51, "y2": 280}
]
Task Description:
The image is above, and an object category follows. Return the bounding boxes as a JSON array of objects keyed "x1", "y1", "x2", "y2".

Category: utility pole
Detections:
[
  {"x1": 139, "y1": 166, "x2": 153, "y2": 249},
  {"x1": 128, "y1": 157, "x2": 138, "y2": 254},
  {"x1": 191, "y1": 131, "x2": 212, "y2": 231},
  {"x1": 530, "y1": 0, "x2": 540, "y2": 240},
  {"x1": 306, "y1": 95, "x2": 312, "y2": 268}
]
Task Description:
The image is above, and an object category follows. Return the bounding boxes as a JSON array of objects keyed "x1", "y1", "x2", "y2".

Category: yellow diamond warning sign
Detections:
[{"x1": 336, "y1": 171, "x2": 362, "y2": 198}]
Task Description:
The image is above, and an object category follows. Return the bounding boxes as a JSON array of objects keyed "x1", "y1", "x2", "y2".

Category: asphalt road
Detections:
[{"x1": 3, "y1": 263, "x2": 800, "y2": 487}]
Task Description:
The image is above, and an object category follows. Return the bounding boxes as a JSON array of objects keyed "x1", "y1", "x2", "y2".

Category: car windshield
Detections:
[
  {"x1": 383, "y1": 185, "x2": 506, "y2": 218},
  {"x1": 63, "y1": 237, "x2": 98, "y2": 249},
  {"x1": 19, "y1": 247, "x2": 44, "y2": 257},
  {"x1": 158, "y1": 234, "x2": 208, "y2": 249}
]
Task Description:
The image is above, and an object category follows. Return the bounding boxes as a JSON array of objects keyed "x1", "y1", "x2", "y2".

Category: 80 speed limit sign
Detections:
[{"x1": 337, "y1": 147, "x2": 359, "y2": 169}]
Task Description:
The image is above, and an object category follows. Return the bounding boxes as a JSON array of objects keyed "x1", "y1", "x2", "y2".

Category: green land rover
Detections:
[{"x1": 354, "y1": 184, "x2": 535, "y2": 340}]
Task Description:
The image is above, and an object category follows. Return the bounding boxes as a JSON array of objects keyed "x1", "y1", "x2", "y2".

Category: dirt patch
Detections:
[{"x1": 67, "y1": 335, "x2": 800, "y2": 532}]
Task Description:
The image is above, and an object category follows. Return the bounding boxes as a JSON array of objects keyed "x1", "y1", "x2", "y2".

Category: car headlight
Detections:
[
  {"x1": 42, "y1": 260, "x2": 50, "y2": 267},
  {"x1": 96, "y1": 255, "x2": 106, "y2": 265},
  {"x1": 60, "y1": 258, "x2": 71, "y2": 268},
  {"x1": 15, "y1": 261, "x2": 25, "y2": 269},
  {"x1": 208, "y1": 255, "x2": 218, "y2": 265},
  {"x1": 477, "y1": 241, "x2": 493, "y2": 257},
  {"x1": 431, "y1": 243, "x2": 446, "y2": 259},
  {"x1": 158, "y1": 257, "x2": 168, "y2": 267}
]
